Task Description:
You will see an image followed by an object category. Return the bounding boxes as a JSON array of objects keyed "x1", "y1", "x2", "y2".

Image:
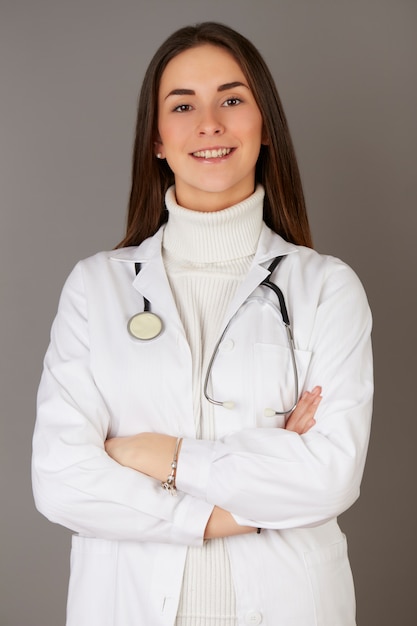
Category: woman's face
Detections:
[{"x1": 156, "y1": 44, "x2": 265, "y2": 212}]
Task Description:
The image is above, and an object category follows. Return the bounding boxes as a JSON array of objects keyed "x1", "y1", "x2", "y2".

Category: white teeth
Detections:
[{"x1": 193, "y1": 148, "x2": 232, "y2": 158}]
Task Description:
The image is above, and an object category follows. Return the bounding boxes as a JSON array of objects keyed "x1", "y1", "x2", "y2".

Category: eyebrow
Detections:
[{"x1": 164, "y1": 81, "x2": 249, "y2": 100}]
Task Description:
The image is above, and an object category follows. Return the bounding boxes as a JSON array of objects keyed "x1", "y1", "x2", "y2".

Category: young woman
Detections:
[{"x1": 32, "y1": 22, "x2": 373, "y2": 626}]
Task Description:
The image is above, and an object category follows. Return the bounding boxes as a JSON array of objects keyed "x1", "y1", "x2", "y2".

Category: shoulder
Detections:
[
  {"x1": 293, "y1": 244, "x2": 361, "y2": 278},
  {"x1": 263, "y1": 227, "x2": 367, "y2": 295},
  {"x1": 296, "y1": 246, "x2": 367, "y2": 295},
  {"x1": 57, "y1": 249, "x2": 137, "y2": 306},
  {"x1": 59, "y1": 229, "x2": 164, "y2": 304},
  {"x1": 261, "y1": 229, "x2": 371, "y2": 327},
  {"x1": 62, "y1": 250, "x2": 123, "y2": 287},
  {"x1": 76, "y1": 228, "x2": 164, "y2": 274},
  {"x1": 285, "y1": 246, "x2": 372, "y2": 335},
  {"x1": 68, "y1": 228, "x2": 164, "y2": 281}
]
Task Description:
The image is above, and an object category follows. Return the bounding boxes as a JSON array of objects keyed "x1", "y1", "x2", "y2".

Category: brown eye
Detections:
[
  {"x1": 173, "y1": 104, "x2": 192, "y2": 112},
  {"x1": 223, "y1": 98, "x2": 242, "y2": 107}
]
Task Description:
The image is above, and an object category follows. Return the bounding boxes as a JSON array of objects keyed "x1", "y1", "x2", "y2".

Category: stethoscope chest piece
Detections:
[{"x1": 128, "y1": 312, "x2": 163, "y2": 340}]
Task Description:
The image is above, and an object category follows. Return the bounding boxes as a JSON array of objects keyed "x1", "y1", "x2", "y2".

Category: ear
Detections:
[
  {"x1": 153, "y1": 140, "x2": 165, "y2": 159},
  {"x1": 261, "y1": 127, "x2": 270, "y2": 146}
]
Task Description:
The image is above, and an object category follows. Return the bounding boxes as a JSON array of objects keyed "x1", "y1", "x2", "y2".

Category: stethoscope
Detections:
[{"x1": 128, "y1": 256, "x2": 299, "y2": 416}]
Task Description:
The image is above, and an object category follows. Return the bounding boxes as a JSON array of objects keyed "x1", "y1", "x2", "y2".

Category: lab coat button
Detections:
[
  {"x1": 244, "y1": 611, "x2": 262, "y2": 624},
  {"x1": 220, "y1": 339, "x2": 234, "y2": 352}
]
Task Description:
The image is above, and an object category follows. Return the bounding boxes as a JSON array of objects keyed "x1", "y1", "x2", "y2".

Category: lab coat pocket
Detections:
[
  {"x1": 254, "y1": 343, "x2": 312, "y2": 427},
  {"x1": 67, "y1": 535, "x2": 118, "y2": 626},
  {"x1": 304, "y1": 535, "x2": 356, "y2": 626}
]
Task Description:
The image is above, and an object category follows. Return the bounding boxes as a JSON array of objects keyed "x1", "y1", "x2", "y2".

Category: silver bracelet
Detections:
[{"x1": 161, "y1": 437, "x2": 182, "y2": 495}]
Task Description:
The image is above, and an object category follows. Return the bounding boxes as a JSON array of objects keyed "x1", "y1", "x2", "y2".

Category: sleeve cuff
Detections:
[
  {"x1": 176, "y1": 438, "x2": 216, "y2": 501},
  {"x1": 171, "y1": 494, "x2": 214, "y2": 546}
]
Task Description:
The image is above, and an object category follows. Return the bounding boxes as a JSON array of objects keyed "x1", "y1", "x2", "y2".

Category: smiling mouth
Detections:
[{"x1": 192, "y1": 148, "x2": 233, "y2": 159}]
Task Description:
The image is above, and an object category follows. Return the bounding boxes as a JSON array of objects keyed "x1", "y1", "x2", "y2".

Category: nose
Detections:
[{"x1": 197, "y1": 108, "x2": 224, "y2": 136}]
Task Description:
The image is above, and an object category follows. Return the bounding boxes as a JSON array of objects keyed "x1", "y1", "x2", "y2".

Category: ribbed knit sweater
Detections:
[{"x1": 161, "y1": 185, "x2": 265, "y2": 626}]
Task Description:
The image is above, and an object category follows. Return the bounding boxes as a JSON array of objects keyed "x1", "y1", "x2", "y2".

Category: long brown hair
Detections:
[{"x1": 117, "y1": 22, "x2": 313, "y2": 249}]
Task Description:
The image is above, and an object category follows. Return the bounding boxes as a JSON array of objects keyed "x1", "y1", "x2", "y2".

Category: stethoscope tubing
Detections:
[{"x1": 203, "y1": 256, "x2": 299, "y2": 415}]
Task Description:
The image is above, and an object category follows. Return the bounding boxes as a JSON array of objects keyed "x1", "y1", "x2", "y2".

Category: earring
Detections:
[{"x1": 156, "y1": 153, "x2": 163, "y2": 159}]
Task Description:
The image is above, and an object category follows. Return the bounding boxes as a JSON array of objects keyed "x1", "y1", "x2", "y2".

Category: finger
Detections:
[
  {"x1": 286, "y1": 409, "x2": 317, "y2": 433},
  {"x1": 286, "y1": 411, "x2": 316, "y2": 432},
  {"x1": 285, "y1": 388, "x2": 322, "y2": 433},
  {"x1": 300, "y1": 386, "x2": 322, "y2": 402},
  {"x1": 299, "y1": 417, "x2": 316, "y2": 434},
  {"x1": 289, "y1": 388, "x2": 321, "y2": 421},
  {"x1": 297, "y1": 386, "x2": 322, "y2": 406}
]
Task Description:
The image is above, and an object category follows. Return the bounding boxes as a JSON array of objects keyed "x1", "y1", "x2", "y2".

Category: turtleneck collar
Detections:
[{"x1": 162, "y1": 185, "x2": 265, "y2": 263}]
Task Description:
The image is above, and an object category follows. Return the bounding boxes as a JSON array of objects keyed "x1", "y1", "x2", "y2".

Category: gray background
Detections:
[{"x1": 1, "y1": 0, "x2": 416, "y2": 624}]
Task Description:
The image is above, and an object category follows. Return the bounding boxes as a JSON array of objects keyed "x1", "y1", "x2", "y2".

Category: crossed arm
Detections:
[{"x1": 105, "y1": 386, "x2": 322, "y2": 539}]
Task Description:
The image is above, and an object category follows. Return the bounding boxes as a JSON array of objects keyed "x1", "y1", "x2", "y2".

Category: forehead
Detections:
[{"x1": 159, "y1": 44, "x2": 246, "y2": 92}]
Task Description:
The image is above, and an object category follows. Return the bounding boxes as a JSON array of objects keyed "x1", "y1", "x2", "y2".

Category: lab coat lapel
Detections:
[
  {"x1": 220, "y1": 264, "x2": 269, "y2": 333},
  {"x1": 218, "y1": 225, "x2": 299, "y2": 335},
  {"x1": 132, "y1": 255, "x2": 183, "y2": 333},
  {"x1": 110, "y1": 228, "x2": 186, "y2": 337}
]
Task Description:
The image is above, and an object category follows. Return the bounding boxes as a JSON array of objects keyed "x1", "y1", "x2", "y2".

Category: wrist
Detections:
[
  {"x1": 161, "y1": 437, "x2": 183, "y2": 495},
  {"x1": 204, "y1": 506, "x2": 257, "y2": 539},
  {"x1": 132, "y1": 433, "x2": 176, "y2": 480}
]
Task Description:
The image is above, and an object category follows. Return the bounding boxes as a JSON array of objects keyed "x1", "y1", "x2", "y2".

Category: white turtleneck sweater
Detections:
[{"x1": 162, "y1": 185, "x2": 265, "y2": 626}]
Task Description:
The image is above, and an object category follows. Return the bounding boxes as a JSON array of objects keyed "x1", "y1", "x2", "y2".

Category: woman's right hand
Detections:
[{"x1": 285, "y1": 386, "x2": 322, "y2": 434}]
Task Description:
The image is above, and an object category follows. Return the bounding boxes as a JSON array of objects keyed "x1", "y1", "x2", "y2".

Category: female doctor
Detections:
[{"x1": 32, "y1": 22, "x2": 373, "y2": 626}]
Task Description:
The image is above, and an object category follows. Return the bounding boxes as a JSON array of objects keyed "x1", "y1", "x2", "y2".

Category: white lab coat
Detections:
[{"x1": 32, "y1": 224, "x2": 373, "y2": 626}]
